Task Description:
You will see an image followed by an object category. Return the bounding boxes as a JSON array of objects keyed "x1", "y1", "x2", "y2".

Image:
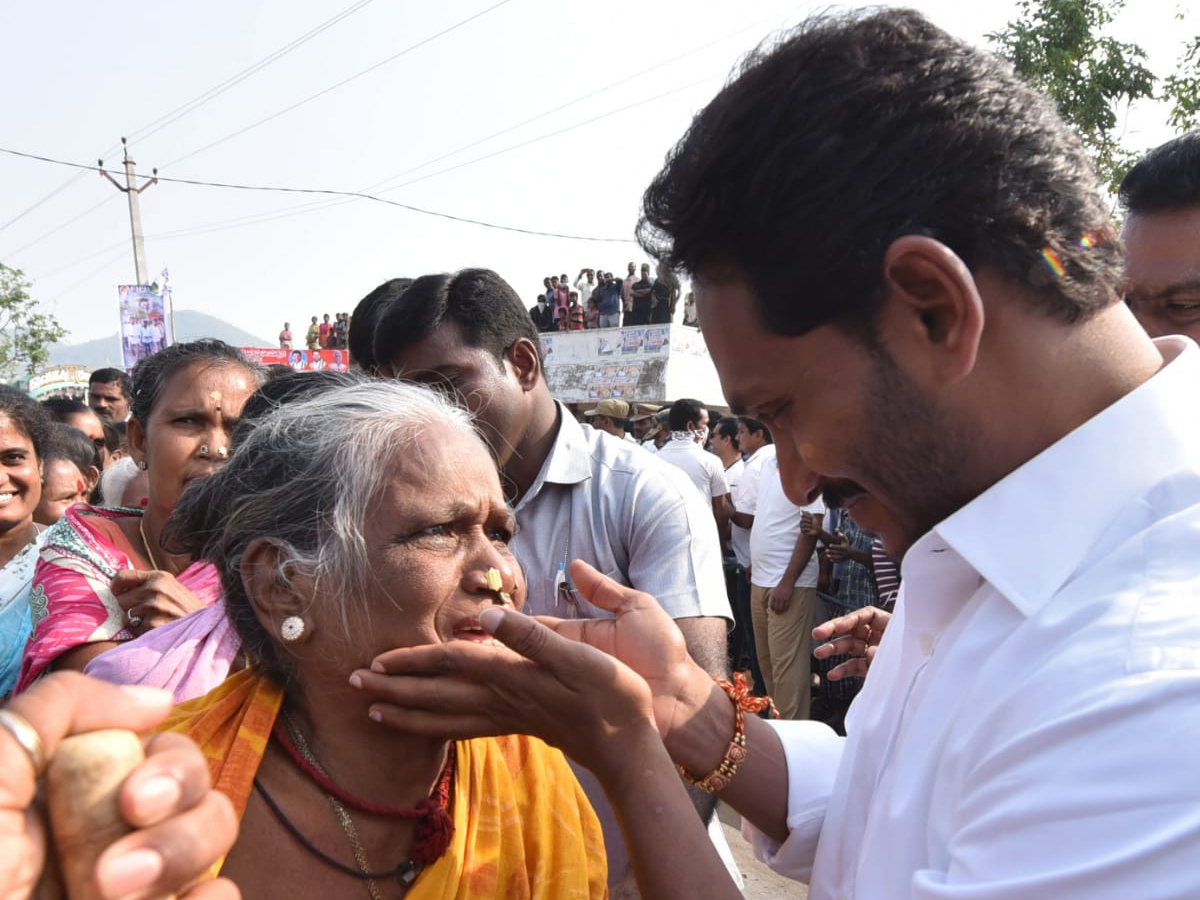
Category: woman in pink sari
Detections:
[{"x1": 16, "y1": 340, "x2": 263, "y2": 691}]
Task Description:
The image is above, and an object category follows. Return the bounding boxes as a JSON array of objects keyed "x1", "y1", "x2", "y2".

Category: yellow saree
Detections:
[{"x1": 159, "y1": 670, "x2": 607, "y2": 899}]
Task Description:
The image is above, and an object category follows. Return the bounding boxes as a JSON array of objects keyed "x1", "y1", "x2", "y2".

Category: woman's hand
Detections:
[
  {"x1": 812, "y1": 605, "x2": 892, "y2": 680},
  {"x1": 0, "y1": 672, "x2": 239, "y2": 900},
  {"x1": 111, "y1": 570, "x2": 208, "y2": 632}
]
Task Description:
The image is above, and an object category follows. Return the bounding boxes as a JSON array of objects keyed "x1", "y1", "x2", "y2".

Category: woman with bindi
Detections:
[{"x1": 15, "y1": 340, "x2": 264, "y2": 691}]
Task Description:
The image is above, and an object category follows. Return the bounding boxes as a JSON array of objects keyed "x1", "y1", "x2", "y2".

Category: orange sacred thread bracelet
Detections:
[{"x1": 677, "y1": 672, "x2": 778, "y2": 793}]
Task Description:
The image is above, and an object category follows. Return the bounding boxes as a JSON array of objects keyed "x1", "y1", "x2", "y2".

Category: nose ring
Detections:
[
  {"x1": 198, "y1": 444, "x2": 209, "y2": 458},
  {"x1": 217, "y1": 445, "x2": 229, "y2": 458}
]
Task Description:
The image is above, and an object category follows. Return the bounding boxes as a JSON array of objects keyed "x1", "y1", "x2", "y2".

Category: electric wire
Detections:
[
  {"x1": 1, "y1": 195, "x2": 118, "y2": 260},
  {"x1": 1, "y1": 1, "x2": 376, "y2": 253},
  {"x1": 138, "y1": 69, "x2": 724, "y2": 243},
  {"x1": 128, "y1": 0, "x2": 379, "y2": 146},
  {"x1": 0, "y1": 146, "x2": 636, "y2": 243},
  {"x1": 162, "y1": 0, "x2": 516, "y2": 169}
]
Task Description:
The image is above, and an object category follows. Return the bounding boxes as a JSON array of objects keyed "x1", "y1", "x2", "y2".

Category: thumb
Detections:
[
  {"x1": 568, "y1": 559, "x2": 646, "y2": 615},
  {"x1": 110, "y1": 568, "x2": 154, "y2": 595},
  {"x1": 479, "y1": 607, "x2": 569, "y2": 668}
]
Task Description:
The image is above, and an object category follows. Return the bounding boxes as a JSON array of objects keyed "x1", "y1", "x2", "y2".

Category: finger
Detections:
[
  {"x1": 826, "y1": 658, "x2": 869, "y2": 681},
  {"x1": 94, "y1": 790, "x2": 237, "y2": 900},
  {"x1": 180, "y1": 878, "x2": 241, "y2": 900},
  {"x1": 812, "y1": 609, "x2": 870, "y2": 641},
  {"x1": 568, "y1": 559, "x2": 655, "y2": 615},
  {"x1": 110, "y1": 569, "x2": 155, "y2": 596},
  {"x1": 813, "y1": 635, "x2": 866, "y2": 659},
  {"x1": 3, "y1": 675, "x2": 172, "y2": 799},
  {"x1": 120, "y1": 733, "x2": 214, "y2": 828}
]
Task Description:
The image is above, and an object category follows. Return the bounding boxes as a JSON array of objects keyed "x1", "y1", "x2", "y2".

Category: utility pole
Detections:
[
  {"x1": 99, "y1": 138, "x2": 157, "y2": 283},
  {"x1": 99, "y1": 139, "x2": 172, "y2": 342}
]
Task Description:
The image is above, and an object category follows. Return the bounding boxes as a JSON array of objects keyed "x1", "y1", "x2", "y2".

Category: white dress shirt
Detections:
[{"x1": 752, "y1": 337, "x2": 1200, "y2": 899}]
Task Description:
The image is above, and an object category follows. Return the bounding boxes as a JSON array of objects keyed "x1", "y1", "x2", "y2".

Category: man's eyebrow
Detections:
[{"x1": 1128, "y1": 279, "x2": 1200, "y2": 301}]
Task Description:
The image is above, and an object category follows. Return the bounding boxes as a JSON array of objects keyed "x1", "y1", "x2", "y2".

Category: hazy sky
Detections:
[{"x1": 1, "y1": 0, "x2": 1193, "y2": 347}]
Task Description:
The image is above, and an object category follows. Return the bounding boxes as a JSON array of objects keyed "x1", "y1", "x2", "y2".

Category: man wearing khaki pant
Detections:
[{"x1": 748, "y1": 454, "x2": 824, "y2": 719}]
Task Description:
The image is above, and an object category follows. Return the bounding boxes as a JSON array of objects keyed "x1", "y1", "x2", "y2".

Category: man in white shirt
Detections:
[
  {"x1": 655, "y1": 398, "x2": 728, "y2": 522},
  {"x1": 748, "y1": 457, "x2": 823, "y2": 719},
  {"x1": 354, "y1": 11, "x2": 1200, "y2": 900}
]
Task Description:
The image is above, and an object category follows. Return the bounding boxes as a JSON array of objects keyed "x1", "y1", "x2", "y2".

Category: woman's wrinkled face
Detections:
[{"x1": 319, "y1": 423, "x2": 525, "y2": 661}]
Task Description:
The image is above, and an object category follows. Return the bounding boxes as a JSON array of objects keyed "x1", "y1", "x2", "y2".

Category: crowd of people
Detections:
[
  {"x1": 528, "y1": 264, "x2": 691, "y2": 332},
  {"x1": 3, "y1": 8, "x2": 1200, "y2": 900},
  {"x1": 277, "y1": 313, "x2": 351, "y2": 351}
]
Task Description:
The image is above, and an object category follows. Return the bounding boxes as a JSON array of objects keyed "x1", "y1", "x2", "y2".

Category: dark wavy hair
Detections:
[
  {"x1": 129, "y1": 339, "x2": 264, "y2": 425},
  {"x1": 348, "y1": 278, "x2": 412, "y2": 374},
  {"x1": 638, "y1": 8, "x2": 1122, "y2": 338},
  {"x1": 372, "y1": 268, "x2": 541, "y2": 374},
  {"x1": 1119, "y1": 130, "x2": 1200, "y2": 213},
  {"x1": 0, "y1": 385, "x2": 53, "y2": 459}
]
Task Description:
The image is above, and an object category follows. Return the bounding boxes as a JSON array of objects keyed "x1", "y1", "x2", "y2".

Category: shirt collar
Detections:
[
  {"x1": 923, "y1": 336, "x2": 1199, "y2": 617},
  {"x1": 515, "y1": 403, "x2": 592, "y2": 512}
]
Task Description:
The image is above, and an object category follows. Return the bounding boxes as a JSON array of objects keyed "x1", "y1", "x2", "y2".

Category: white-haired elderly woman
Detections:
[{"x1": 156, "y1": 378, "x2": 605, "y2": 900}]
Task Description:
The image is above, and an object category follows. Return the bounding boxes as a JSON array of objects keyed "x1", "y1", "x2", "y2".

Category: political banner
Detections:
[
  {"x1": 240, "y1": 348, "x2": 350, "y2": 371},
  {"x1": 118, "y1": 285, "x2": 169, "y2": 370}
]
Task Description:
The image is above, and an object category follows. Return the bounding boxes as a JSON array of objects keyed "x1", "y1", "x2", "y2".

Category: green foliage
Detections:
[
  {"x1": 988, "y1": 0, "x2": 1157, "y2": 194},
  {"x1": 1165, "y1": 33, "x2": 1200, "y2": 132},
  {"x1": 0, "y1": 262, "x2": 68, "y2": 381}
]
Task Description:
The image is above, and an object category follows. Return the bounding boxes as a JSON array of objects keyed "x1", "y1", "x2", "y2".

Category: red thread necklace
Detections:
[{"x1": 273, "y1": 718, "x2": 455, "y2": 865}]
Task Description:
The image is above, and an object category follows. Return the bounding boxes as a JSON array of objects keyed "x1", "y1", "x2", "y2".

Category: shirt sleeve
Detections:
[
  {"x1": 709, "y1": 460, "x2": 730, "y2": 499},
  {"x1": 741, "y1": 718, "x2": 845, "y2": 883},
  {"x1": 624, "y1": 463, "x2": 733, "y2": 621}
]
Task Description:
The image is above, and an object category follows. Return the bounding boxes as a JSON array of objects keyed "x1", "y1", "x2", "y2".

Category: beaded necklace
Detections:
[{"x1": 252, "y1": 715, "x2": 455, "y2": 900}]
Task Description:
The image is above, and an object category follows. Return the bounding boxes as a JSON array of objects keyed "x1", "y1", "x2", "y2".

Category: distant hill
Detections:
[{"x1": 47, "y1": 310, "x2": 274, "y2": 369}]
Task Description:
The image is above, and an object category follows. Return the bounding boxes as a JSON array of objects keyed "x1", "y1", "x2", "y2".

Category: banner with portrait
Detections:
[
  {"x1": 239, "y1": 347, "x2": 350, "y2": 372},
  {"x1": 117, "y1": 285, "x2": 169, "y2": 370}
]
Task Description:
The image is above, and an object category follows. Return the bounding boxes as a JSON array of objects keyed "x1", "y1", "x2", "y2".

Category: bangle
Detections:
[{"x1": 677, "y1": 672, "x2": 777, "y2": 793}]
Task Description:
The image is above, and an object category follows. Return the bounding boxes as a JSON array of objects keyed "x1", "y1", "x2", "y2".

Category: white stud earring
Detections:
[
  {"x1": 280, "y1": 616, "x2": 306, "y2": 642},
  {"x1": 137, "y1": 460, "x2": 148, "y2": 471}
]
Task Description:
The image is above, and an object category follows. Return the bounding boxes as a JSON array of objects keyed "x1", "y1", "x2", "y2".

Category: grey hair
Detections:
[{"x1": 167, "y1": 375, "x2": 482, "y2": 684}]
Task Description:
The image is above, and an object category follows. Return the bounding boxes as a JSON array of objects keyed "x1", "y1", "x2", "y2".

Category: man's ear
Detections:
[
  {"x1": 126, "y1": 417, "x2": 147, "y2": 468},
  {"x1": 873, "y1": 234, "x2": 984, "y2": 388},
  {"x1": 241, "y1": 538, "x2": 313, "y2": 640},
  {"x1": 508, "y1": 338, "x2": 543, "y2": 391}
]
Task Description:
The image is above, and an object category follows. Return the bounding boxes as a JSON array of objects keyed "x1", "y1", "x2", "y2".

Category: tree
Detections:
[
  {"x1": 0, "y1": 263, "x2": 68, "y2": 382},
  {"x1": 989, "y1": 0, "x2": 1200, "y2": 194}
]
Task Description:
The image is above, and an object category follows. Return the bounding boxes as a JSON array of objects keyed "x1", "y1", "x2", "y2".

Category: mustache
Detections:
[{"x1": 820, "y1": 478, "x2": 869, "y2": 509}]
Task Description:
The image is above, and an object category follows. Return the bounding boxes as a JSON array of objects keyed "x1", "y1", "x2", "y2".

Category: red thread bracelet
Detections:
[{"x1": 677, "y1": 672, "x2": 778, "y2": 793}]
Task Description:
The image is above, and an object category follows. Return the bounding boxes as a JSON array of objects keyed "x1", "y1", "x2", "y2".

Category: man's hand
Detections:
[
  {"x1": 812, "y1": 606, "x2": 892, "y2": 680},
  {"x1": 768, "y1": 582, "x2": 793, "y2": 613},
  {"x1": 800, "y1": 510, "x2": 821, "y2": 536},
  {"x1": 353, "y1": 560, "x2": 717, "y2": 760},
  {"x1": 0, "y1": 672, "x2": 239, "y2": 900},
  {"x1": 821, "y1": 533, "x2": 852, "y2": 563}
]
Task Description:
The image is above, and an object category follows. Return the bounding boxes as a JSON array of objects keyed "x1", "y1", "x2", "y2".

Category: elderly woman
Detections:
[
  {"x1": 16, "y1": 340, "x2": 263, "y2": 691},
  {"x1": 158, "y1": 378, "x2": 605, "y2": 898}
]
